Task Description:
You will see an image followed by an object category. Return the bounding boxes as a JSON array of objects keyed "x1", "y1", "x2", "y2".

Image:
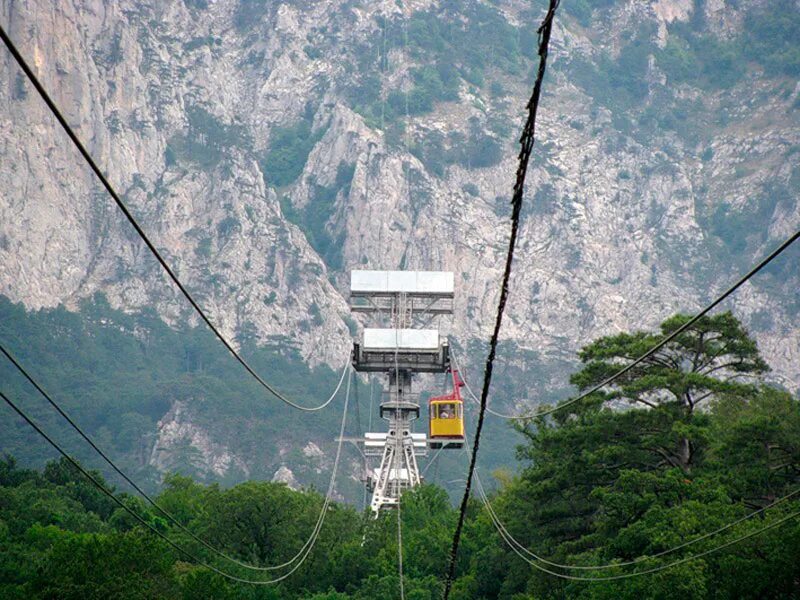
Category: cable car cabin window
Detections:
[{"x1": 436, "y1": 403, "x2": 457, "y2": 419}]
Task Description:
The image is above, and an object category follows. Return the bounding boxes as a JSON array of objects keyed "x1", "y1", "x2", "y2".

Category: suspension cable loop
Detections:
[
  {"x1": 0, "y1": 23, "x2": 346, "y2": 413},
  {"x1": 0, "y1": 380, "x2": 351, "y2": 585},
  {"x1": 458, "y1": 362, "x2": 800, "y2": 571},
  {"x1": 461, "y1": 430, "x2": 799, "y2": 582},
  {"x1": 475, "y1": 468, "x2": 800, "y2": 573},
  {"x1": 477, "y1": 472, "x2": 799, "y2": 581},
  {"x1": 0, "y1": 342, "x2": 351, "y2": 571}
]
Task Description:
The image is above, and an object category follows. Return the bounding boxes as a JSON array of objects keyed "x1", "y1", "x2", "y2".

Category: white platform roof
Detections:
[
  {"x1": 363, "y1": 328, "x2": 440, "y2": 351},
  {"x1": 365, "y1": 432, "x2": 427, "y2": 449},
  {"x1": 351, "y1": 270, "x2": 454, "y2": 296}
]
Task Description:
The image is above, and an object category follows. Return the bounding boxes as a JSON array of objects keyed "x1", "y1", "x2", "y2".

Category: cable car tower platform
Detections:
[{"x1": 346, "y1": 270, "x2": 453, "y2": 514}]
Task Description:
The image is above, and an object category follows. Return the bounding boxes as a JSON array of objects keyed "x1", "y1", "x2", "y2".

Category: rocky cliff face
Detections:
[
  {"x1": 151, "y1": 400, "x2": 251, "y2": 479},
  {"x1": 1, "y1": 0, "x2": 798, "y2": 482}
]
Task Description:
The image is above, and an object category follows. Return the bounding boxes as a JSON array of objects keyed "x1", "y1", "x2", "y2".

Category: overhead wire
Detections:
[
  {"x1": 402, "y1": 0, "x2": 414, "y2": 269},
  {"x1": 451, "y1": 226, "x2": 800, "y2": 422},
  {"x1": 421, "y1": 444, "x2": 446, "y2": 478},
  {"x1": 442, "y1": 2, "x2": 561, "y2": 598},
  {"x1": 354, "y1": 369, "x2": 362, "y2": 447},
  {"x1": 0, "y1": 23, "x2": 344, "y2": 413},
  {"x1": 380, "y1": 0, "x2": 388, "y2": 133},
  {"x1": 396, "y1": 7, "x2": 410, "y2": 596},
  {"x1": 474, "y1": 468, "x2": 800, "y2": 581},
  {"x1": 475, "y1": 468, "x2": 800, "y2": 572},
  {"x1": 0, "y1": 342, "x2": 351, "y2": 571},
  {"x1": 0, "y1": 371, "x2": 352, "y2": 585},
  {"x1": 4, "y1": 0, "x2": 797, "y2": 591},
  {"x1": 459, "y1": 426, "x2": 800, "y2": 582},
  {"x1": 363, "y1": 376, "x2": 375, "y2": 511}
]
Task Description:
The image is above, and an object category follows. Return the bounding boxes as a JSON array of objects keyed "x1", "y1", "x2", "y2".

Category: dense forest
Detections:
[{"x1": 1, "y1": 310, "x2": 798, "y2": 599}]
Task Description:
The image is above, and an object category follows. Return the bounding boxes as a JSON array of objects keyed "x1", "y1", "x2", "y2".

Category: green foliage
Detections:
[
  {"x1": 280, "y1": 162, "x2": 354, "y2": 269},
  {"x1": 461, "y1": 183, "x2": 479, "y2": 197},
  {"x1": 410, "y1": 120, "x2": 503, "y2": 175},
  {"x1": 572, "y1": 312, "x2": 768, "y2": 411},
  {"x1": 561, "y1": 1, "x2": 798, "y2": 151},
  {"x1": 0, "y1": 459, "x2": 458, "y2": 599},
  {"x1": 743, "y1": 0, "x2": 800, "y2": 76},
  {"x1": 234, "y1": 0, "x2": 271, "y2": 33},
  {"x1": 655, "y1": 0, "x2": 799, "y2": 90},
  {"x1": 702, "y1": 182, "x2": 794, "y2": 259},
  {"x1": 564, "y1": 0, "x2": 616, "y2": 28},
  {"x1": 609, "y1": 33, "x2": 653, "y2": 102},
  {"x1": 167, "y1": 106, "x2": 251, "y2": 169},
  {"x1": 350, "y1": 1, "x2": 531, "y2": 123},
  {"x1": 12, "y1": 73, "x2": 27, "y2": 101},
  {"x1": 261, "y1": 115, "x2": 325, "y2": 187}
]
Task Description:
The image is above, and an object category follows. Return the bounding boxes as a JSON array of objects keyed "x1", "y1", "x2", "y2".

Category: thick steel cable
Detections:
[
  {"x1": 0, "y1": 23, "x2": 341, "y2": 412},
  {"x1": 454, "y1": 229, "x2": 800, "y2": 421},
  {"x1": 0, "y1": 378, "x2": 352, "y2": 585},
  {"x1": 442, "y1": 2, "x2": 560, "y2": 598},
  {"x1": 380, "y1": 0, "x2": 388, "y2": 132},
  {"x1": 391, "y1": 0, "x2": 410, "y2": 528},
  {"x1": 0, "y1": 342, "x2": 350, "y2": 571},
  {"x1": 475, "y1": 472, "x2": 799, "y2": 581}
]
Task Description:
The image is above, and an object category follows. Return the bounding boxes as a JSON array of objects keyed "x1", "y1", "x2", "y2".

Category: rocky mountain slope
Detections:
[{"x1": 1, "y1": 0, "x2": 798, "y2": 487}]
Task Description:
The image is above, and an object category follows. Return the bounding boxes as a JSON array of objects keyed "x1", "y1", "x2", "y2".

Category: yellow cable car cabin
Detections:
[{"x1": 429, "y1": 369, "x2": 465, "y2": 449}]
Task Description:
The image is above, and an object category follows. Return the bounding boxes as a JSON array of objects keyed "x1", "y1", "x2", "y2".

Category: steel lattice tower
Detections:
[{"x1": 344, "y1": 271, "x2": 453, "y2": 514}]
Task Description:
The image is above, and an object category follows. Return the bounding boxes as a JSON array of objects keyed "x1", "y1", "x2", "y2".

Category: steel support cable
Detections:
[
  {"x1": 269, "y1": 366, "x2": 354, "y2": 578},
  {"x1": 400, "y1": 0, "x2": 418, "y2": 269},
  {"x1": 474, "y1": 468, "x2": 800, "y2": 572},
  {"x1": 0, "y1": 341, "x2": 350, "y2": 571},
  {"x1": 452, "y1": 227, "x2": 800, "y2": 421},
  {"x1": 363, "y1": 377, "x2": 375, "y2": 511},
  {"x1": 441, "y1": 2, "x2": 560, "y2": 598},
  {"x1": 474, "y1": 471, "x2": 800, "y2": 581},
  {"x1": 460, "y1": 434, "x2": 800, "y2": 582},
  {"x1": 0, "y1": 23, "x2": 343, "y2": 413},
  {"x1": 0, "y1": 375, "x2": 352, "y2": 585}
]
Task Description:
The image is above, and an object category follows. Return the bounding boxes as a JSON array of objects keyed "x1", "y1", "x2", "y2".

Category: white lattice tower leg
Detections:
[
  {"x1": 371, "y1": 440, "x2": 396, "y2": 513},
  {"x1": 402, "y1": 432, "x2": 421, "y2": 488}
]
